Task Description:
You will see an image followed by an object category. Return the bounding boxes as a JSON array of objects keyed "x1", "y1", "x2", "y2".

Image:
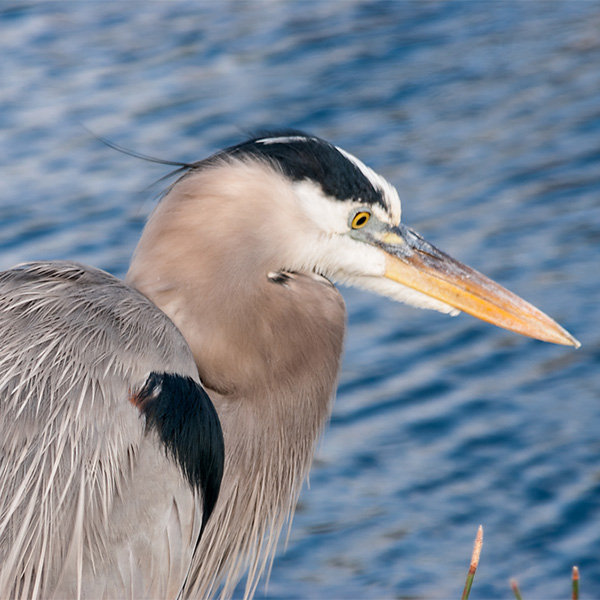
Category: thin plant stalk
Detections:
[
  {"x1": 510, "y1": 578, "x2": 523, "y2": 600},
  {"x1": 572, "y1": 566, "x2": 579, "y2": 600},
  {"x1": 461, "y1": 525, "x2": 483, "y2": 600}
]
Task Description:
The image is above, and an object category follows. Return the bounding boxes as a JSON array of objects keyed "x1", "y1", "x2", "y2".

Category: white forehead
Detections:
[
  {"x1": 334, "y1": 146, "x2": 401, "y2": 224},
  {"x1": 256, "y1": 136, "x2": 310, "y2": 145}
]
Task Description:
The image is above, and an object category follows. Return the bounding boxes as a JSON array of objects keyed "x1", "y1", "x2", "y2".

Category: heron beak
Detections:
[{"x1": 372, "y1": 223, "x2": 580, "y2": 347}]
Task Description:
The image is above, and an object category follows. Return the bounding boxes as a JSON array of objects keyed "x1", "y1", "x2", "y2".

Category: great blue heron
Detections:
[{"x1": 0, "y1": 131, "x2": 578, "y2": 599}]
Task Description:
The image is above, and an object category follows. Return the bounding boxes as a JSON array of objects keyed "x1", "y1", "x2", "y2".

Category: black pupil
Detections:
[{"x1": 355, "y1": 215, "x2": 367, "y2": 227}]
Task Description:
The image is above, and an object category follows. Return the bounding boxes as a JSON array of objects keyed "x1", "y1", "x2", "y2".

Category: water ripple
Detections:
[{"x1": 1, "y1": 1, "x2": 599, "y2": 597}]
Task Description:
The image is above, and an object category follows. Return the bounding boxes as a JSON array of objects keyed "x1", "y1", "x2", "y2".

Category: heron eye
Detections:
[{"x1": 351, "y1": 211, "x2": 370, "y2": 229}]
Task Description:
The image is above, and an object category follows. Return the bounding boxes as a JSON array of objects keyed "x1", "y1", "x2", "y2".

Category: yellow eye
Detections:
[{"x1": 351, "y1": 211, "x2": 370, "y2": 229}]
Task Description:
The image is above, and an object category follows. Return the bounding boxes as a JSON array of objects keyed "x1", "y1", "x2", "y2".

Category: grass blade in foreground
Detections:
[
  {"x1": 572, "y1": 566, "x2": 579, "y2": 600},
  {"x1": 510, "y1": 578, "x2": 523, "y2": 600},
  {"x1": 461, "y1": 525, "x2": 483, "y2": 600}
]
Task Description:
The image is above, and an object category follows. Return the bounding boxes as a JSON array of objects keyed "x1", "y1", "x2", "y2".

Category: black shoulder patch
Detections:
[
  {"x1": 216, "y1": 130, "x2": 387, "y2": 210},
  {"x1": 133, "y1": 372, "x2": 225, "y2": 532}
]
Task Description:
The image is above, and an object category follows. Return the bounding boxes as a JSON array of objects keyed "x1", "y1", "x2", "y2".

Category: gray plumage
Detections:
[
  {"x1": 0, "y1": 132, "x2": 578, "y2": 599},
  {"x1": 0, "y1": 262, "x2": 203, "y2": 599}
]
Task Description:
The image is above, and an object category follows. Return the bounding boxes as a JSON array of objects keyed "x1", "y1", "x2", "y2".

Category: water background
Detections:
[{"x1": 2, "y1": 2, "x2": 600, "y2": 598}]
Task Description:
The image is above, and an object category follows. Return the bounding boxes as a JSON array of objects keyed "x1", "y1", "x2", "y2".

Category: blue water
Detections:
[{"x1": 2, "y1": 1, "x2": 600, "y2": 598}]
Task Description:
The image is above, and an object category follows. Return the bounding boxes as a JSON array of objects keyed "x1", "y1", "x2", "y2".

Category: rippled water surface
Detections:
[{"x1": 2, "y1": 2, "x2": 600, "y2": 598}]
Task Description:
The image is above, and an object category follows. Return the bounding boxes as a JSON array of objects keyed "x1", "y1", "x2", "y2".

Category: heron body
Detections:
[{"x1": 0, "y1": 132, "x2": 578, "y2": 599}]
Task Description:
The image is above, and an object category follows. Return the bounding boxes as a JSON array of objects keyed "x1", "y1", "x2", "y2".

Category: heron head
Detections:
[
  {"x1": 129, "y1": 131, "x2": 578, "y2": 348},
  {"x1": 214, "y1": 131, "x2": 579, "y2": 347}
]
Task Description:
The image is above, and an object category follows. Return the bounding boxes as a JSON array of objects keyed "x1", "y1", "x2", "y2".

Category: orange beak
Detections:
[{"x1": 375, "y1": 223, "x2": 579, "y2": 347}]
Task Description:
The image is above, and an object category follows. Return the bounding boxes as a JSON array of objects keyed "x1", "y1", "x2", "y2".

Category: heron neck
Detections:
[{"x1": 125, "y1": 162, "x2": 347, "y2": 597}]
